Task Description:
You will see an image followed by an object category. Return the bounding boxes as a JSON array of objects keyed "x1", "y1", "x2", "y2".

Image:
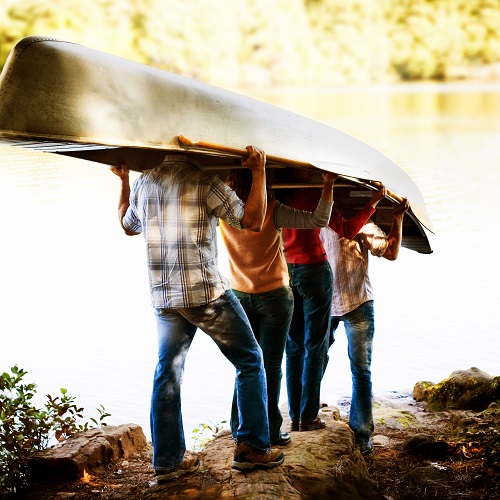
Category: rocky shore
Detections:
[{"x1": 14, "y1": 367, "x2": 500, "y2": 500}]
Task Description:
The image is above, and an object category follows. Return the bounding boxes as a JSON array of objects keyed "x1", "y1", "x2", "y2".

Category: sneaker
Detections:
[
  {"x1": 232, "y1": 442, "x2": 285, "y2": 471},
  {"x1": 271, "y1": 432, "x2": 291, "y2": 446},
  {"x1": 155, "y1": 456, "x2": 200, "y2": 484},
  {"x1": 299, "y1": 417, "x2": 326, "y2": 432}
]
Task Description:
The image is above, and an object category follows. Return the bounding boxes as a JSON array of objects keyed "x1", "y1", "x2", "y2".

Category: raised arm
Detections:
[
  {"x1": 109, "y1": 162, "x2": 140, "y2": 236},
  {"x1": 321, "y1": 172, "x2": 337, "y2": 203},
  {"x1": 275, "y1": 172, "x2": 337, "y2": 229},
  {"x1": 382, "y1": 198, "x2": 410, "y2": 261},
  {"x1": 240, "y1": 146, "x2": 267, "y2": 232},
  {"x1": 329, "y1": 184, "x2": 387, "y2": 239}
]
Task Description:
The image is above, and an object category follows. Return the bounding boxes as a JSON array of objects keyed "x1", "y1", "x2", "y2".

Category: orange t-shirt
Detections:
[{"x1": 219, "y1": 199, "x2": 289, "y2": 294}]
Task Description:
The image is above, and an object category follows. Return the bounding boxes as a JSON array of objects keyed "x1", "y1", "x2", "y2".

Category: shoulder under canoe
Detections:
[{"x1": 0, "y1": 36, "x2": 433, "y2": 253}]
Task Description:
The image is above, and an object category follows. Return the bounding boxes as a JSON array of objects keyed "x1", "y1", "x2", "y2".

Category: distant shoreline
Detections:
[{"x1": 236, "y1": 79, "x2": 500, "y2": 95}]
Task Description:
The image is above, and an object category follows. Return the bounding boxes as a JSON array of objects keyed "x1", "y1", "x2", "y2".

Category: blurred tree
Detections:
[
  {"x1": 305, "y1": 0, "x2": 392, "y2": 83},
  {"x1": 0, "y1": 0, "x2": 499, "y2": 84},
  {"x1": 387, "y1": 0, "x2": 500, "y2": 80}
]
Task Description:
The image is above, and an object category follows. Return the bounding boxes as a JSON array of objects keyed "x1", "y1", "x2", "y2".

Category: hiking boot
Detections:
[
  {"x1": 155, "y1": 456, "x2": 200, "y2": 484},
  {"x1": 299, "y1": 417, "x2": 326, "y2": 432},
  {"x1": 232, "y1": 442, "x2": 285, "y2": 471}
]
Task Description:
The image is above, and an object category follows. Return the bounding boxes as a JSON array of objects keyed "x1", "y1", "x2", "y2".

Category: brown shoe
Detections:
[
  {"x1": 299, "y1": 417, "x2": 326, "y2": 432},
  {"x1": 232, "y1": 442, "x2": 285, "y2": 471},
  {"x1": 155, "y1": 456, "x2": 200, "y2": 484},
  {"x1": 290, "y1": 420, "x2": 299, "y2": 432}
]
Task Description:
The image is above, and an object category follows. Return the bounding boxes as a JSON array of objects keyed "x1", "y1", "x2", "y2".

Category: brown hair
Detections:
[{"x1": 226, "y1": 169, "x2": 273, "y2": 203}]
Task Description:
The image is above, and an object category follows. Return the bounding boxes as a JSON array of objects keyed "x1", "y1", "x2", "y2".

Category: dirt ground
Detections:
[
  {"x1": 12, "y1": 401, "x2": 500, "y2": 500},
  {"x1": 364, "y1": 425, "x2": 500, "y2": 499}
]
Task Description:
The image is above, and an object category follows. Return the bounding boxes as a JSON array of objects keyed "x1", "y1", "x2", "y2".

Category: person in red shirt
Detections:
[{"x1": 278, "y1": 170, "x2": 386, "y2": 432}]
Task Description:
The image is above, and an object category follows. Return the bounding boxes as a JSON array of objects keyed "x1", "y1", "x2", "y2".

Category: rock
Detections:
[
  {"x1": 28, "y1": 424, "x2": 147, "y2": 480},
  {"x1": 402, "y1": 433, "x2": 450, "y2": 458},
  {"x1": 143, "y1": 408, "x2": 384, "y2": 499},
  {"x1": 413, "y1": 367, "x2": 500, "y2": 411},
  {"x1": 27, "y1": 410, "x2": 383, "y2": 499},
  {"x1": 398, "y1": 464, "x2": 451, "y2": 495},
  {"x1": 412, "y1": 380, "x2": 434, "y2": 401},
  {"x1": 20, "y1": 385, "x2": 500, "y2": 499},
  {"x1": 371, "y1": 435, "x2": 390, "y2": 447},
  {"x1": 372, "y1": 392, "x2": 422, "y2": 431}
]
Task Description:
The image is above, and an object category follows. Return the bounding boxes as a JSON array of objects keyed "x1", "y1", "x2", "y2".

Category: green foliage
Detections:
[
  {"x1": 0, "y1": 0, "x2": 499, "y2": 84},
  {"x1": 191, "y1": 419, "x2": 227, "y2": 451},
  {"x1": 0, "y1": 365, "x2": 110, "y2": 496}
]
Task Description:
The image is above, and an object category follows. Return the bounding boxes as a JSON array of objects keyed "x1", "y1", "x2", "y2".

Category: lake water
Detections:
[{"x1": 1, "y1": 84, "x2": 499, "y2": 448}]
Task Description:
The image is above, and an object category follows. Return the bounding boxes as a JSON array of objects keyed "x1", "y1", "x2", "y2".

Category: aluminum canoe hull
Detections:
[{"x1": 0, "y1": 36, "x2": 433, "y2": 253}]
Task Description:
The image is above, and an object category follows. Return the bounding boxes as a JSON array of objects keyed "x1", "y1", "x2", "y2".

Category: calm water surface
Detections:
[{"x1": 1, "y1": 84, "x2": 499, "y2": 447}]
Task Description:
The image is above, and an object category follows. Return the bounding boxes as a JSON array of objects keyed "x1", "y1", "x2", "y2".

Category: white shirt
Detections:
[{"x1": 320, "y1": 222, "x2": 388, "y2": 316}]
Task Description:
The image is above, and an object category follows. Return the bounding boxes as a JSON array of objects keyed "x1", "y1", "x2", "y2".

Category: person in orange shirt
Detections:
[{"x1": 220, "y1": 168, "x2": 336, "y2": 446}]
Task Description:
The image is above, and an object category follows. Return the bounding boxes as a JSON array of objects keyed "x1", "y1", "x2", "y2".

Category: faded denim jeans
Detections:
[
  {"x1": 286, "y1": 261, "x2": 333, "y2": 422},
  {"x1": 328, "y1": 300, "x2": 375, "y2": 445},
  {"x1": 230, "y1": 286, "x2": 294, "y2": 443},
  {"x1": 151, "y1": 290, "x2": 270, "y2": 471}
]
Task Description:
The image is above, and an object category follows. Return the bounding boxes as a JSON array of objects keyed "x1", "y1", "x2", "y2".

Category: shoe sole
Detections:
[
  {"x1": 156, "y1": 462, "x2": 200, "y2": 483},
  {"x1": 231, "y1": 455, "x2": 285, "y2": 471},
  {"x1": 360, "y1": 446, "x2": 374, "y2": 457},
  {"x1": 299, "y1": 423, "x2": 326, "y2": 431},
  {"x1": 271, "y1": 439, "x2": 291, "y2": 446}
]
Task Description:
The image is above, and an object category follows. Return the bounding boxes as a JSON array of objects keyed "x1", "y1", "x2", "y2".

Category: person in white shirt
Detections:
[{"x1": 320, "y1": 197, "x2": 409, "y2": 455}]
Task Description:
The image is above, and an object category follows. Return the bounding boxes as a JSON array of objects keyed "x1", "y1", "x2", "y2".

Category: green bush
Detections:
[
  {"x1": 0, "y1": 365, "x2": 110, "y2": 496},
  {"x1": 191, "y1": 419, "x2": 227, "y2": 451}
]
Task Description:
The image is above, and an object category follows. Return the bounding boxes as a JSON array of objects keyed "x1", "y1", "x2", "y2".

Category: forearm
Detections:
[
  {"x1": 117, "y1": 179, "x2": 136, "y2": 235},
  {"x1": 117, "y1": 175, "x2": 130, "y2": 215},
  {"x1": 241, "y1": 168, "x2": 267, "y2": 231},
  {"x1": 329, "y1": 203, "x2": 375, "y2": 239},
  {"x1": 321, "y1": 179, "x2": 334, "y2": 203},
  {"x1": 276, "y1": 197, "x2": 333, "y2": 229},
  {"x1": 382, "y1": 214, "x2": 404, "y2": 260}
]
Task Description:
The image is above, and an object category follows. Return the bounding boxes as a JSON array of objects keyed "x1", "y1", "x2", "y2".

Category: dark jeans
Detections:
[
  {"x1": 230, "y1": 286, "x2": 294, "y2": 442},
  {"x1": 286, "y1": 261, "x2": 333, "y2": 422}
]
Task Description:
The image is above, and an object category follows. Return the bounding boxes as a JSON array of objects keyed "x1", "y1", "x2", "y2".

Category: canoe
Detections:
[{"x1": 0, "y1": 36, "x2": 433, "y2": 253}]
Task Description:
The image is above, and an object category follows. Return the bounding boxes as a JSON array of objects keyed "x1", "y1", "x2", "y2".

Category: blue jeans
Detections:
[
  {"x1": 286, "y1": 261, "x2": 333, "y2": 422},
  {"x1": 328, "y1": 300, "x2": 375, "y2": 445},
  {"x1": 230, "y1": 286, "x2": 294, "y2": 442},
  {"x1": 151, "y1": 291, "x2": 270, "y2": 471}
]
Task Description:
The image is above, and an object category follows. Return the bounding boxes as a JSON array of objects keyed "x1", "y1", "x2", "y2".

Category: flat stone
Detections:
[{"x1": 28, "y1": 424, "x2": 147, "y2": 480}]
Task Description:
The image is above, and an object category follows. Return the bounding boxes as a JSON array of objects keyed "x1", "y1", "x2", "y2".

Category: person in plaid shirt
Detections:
[{"x1": 110, "y1": 146, "x2": 284, "y2": 482}]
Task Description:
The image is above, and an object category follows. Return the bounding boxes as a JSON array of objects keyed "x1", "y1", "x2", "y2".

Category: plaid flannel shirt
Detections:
[{"x1": 123, "y1": 155, "x2": 244, "y2": 308}]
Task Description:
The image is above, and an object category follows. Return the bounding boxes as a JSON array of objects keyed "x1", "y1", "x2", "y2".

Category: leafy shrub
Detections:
[
  {"x1": 191, "y1": 420, "x2": 227, "y2": 451},
  {"x1": 0, "y1": 365, "x2": 110, "y2": 496}
]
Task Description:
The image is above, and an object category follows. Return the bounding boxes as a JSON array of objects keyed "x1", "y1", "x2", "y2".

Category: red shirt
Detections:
[{"x1": 280, "y1": 189, "x2": 375, "y2": 264}]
